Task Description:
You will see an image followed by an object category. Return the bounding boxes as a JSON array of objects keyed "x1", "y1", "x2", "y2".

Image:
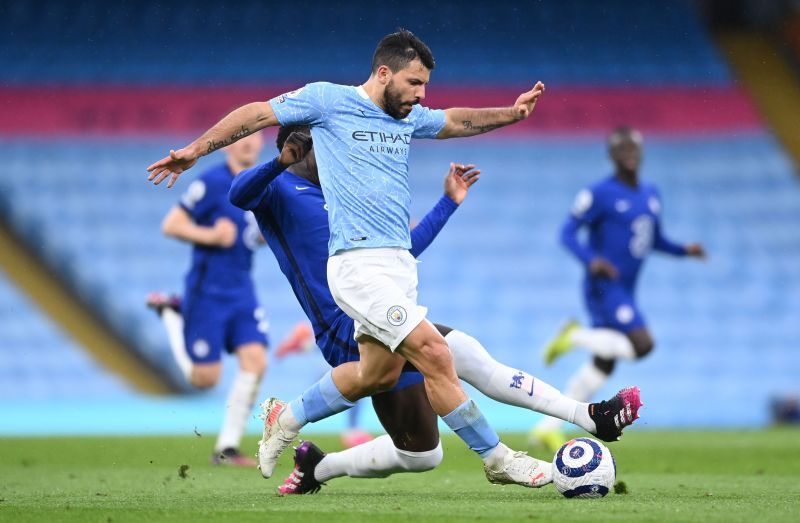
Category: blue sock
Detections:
[
  {"x1": 288, "y1": 371, "x2": 355, "y2": 426},
  {"x1": 441, "y1": 399, "x2": 500, "y2": 459}
]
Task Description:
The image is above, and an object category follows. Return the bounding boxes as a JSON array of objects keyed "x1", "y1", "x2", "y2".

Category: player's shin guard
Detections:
[
  {"x1": 285, "y1": 370, "x2": 355, "y2": 432},
  {"x1": 446, "y1": 330, "x2": 595, "y2": 432},
  {"x1": 314, "y1": 435, "x2": 443, "y2": 482},
  {"x1": 215, "y1": 371, "x2": 260, "y2": 452},
  {"x1": 441, "y1": 399, "x2": 501, "y2": 460}
]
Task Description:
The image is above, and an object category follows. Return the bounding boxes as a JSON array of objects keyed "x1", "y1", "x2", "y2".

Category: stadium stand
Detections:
[
  {"x1": 0, "y1": 0, "x2": 798, "y2": 430},
  {"x1": 0, "y1": 268, "x2": 134, "y2": 399}
]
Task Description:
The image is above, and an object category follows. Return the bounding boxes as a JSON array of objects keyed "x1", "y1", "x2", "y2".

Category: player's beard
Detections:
[{"x1": 383, "y1": 79, "x2": 414, "y2": 120}]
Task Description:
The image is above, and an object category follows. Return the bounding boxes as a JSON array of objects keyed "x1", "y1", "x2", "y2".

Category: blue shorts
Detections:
[
  {"x1": 317, "y1": 315, "x2": 424, "y2": 392},
  {"x1": 584, "y1": 279, "x2": 647, "y2": 333},
  {"x1": 182, "y1": 293, "x2": 269, "y2": 364}
]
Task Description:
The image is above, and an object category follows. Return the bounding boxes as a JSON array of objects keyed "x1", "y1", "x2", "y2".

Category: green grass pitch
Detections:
[{"x1": 1, "y1": 429, "x2": 798, "y2": 522}]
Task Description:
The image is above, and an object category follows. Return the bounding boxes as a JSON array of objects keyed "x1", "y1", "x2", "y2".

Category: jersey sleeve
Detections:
[
  {"x1": 650, "y1": 191, "x2": 687, "y2": 256},
  {"x1": 409, "y1": 195, "x2": 459, "y2": 258},
  {"x1": 410, "y1": 105, "x2": 446, "y2": 139},
  {"x1": 229, "y1": 157, "x2": 286, "y2": 211},
  {"x1": 561, "y1": 188, "x2": 603, "y2": 266},
  {"x1": 179, "y1": 177, "x2": 219, "y2": 222},
  {"x1": 268, "y1": 82, "x2": 333, "y2": 127}
]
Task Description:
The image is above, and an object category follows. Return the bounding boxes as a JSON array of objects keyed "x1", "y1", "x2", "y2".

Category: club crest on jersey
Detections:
[
  {"x1": 387, "y1": 305, "x2": 407, "y2": 326},
  {"x1": 192, "y1": 339, "x2": 210, "y2": 358}
]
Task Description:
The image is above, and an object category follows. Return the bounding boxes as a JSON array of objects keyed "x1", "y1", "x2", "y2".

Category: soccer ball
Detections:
[{"x1": 552, "y1": 437, "x2": 616, "y2": 498}]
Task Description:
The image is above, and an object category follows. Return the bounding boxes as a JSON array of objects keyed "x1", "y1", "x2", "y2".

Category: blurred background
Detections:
[{"x1": 1, "y1": 0, "x2": 798, "y2": 437}]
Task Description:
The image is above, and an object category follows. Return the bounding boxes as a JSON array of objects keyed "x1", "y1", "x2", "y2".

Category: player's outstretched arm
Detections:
[
  {"x1": 437, "y1": 82, "x2": 545, "y2": 139},
  {"x1": 229, "y1": 132, "x2": 313, "y2": 211},
  {"x1": 410, "y1": 163, "x2": 480, "y2": 258},
  {"x1": 147, "y1": 101, "x2": 279, "y2": 188}
]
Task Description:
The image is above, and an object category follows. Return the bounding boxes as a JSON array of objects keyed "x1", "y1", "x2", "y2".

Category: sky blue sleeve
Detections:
[
  {"x1": 411, "y1": 106, "x2": 447, "y2": 139},
  {"x1": 229, "y1": 158, "x2": 286, "y2": 211},
  {"x1": 561, "y1": 188, "x2": 602, "y2": 266},
  {"x1": 268, "y1": 82, "x2": 330, "y2": 127},
  {"x1": 410, "y1": 195, "x2": 459, "y2": 258}
]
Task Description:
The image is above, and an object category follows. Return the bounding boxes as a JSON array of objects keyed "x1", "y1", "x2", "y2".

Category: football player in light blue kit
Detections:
[
  {"x1": 148, "y1": 29, "x2": 639, "y2": 488},
  {"x1": 533, "y1": 127, "x2": 705, "y2": 451}
]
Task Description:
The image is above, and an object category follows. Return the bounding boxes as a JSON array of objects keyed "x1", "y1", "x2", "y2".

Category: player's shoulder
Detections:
[
  {"x1": 197, "y1": 162, "x2": 231, "y2": 184},
  {"x1": 300, "y1": 81, "x2": 351, "y2": 98}
]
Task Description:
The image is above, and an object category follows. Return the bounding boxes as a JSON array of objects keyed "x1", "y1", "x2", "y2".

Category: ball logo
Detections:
[
  {"x1": 192, "y1": 339, "x2": 210, "y2": 358},
  {"x1": 387, "y1": 305, "x2": 407, "y2": 326},
  {"x1": 569, "y1": 446, "x2": 585, "y2": 459}
]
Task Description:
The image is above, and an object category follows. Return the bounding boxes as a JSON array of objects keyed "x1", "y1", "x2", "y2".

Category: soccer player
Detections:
[
  {"x1": 532, "y1": 127, "x2": 706, "y2": 451},
  {"x1": 228, "y1": 126, "x2": 639, "y2": 494},
  {"x1": 149, "y1": 132, "x2": 269, "y2": 466},
  {"x1": 147, "y1": 29, "x2": 640, "y2": 487}
]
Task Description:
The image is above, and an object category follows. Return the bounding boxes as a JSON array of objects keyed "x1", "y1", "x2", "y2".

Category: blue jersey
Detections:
[
  {"x1": 179, "y1": 163, "x2": 261, "y2": 300},
  {"x1": 229, "y1": 158, "x2": 457, "y2": 367},
  {"x1": 269, "y1": 82, "x2": 446, "y2": 255},
  {"x1": 562, "y1": 175, "x2": 687, "y2": 291}
]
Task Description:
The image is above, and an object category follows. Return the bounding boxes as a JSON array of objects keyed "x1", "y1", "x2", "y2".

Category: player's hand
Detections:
[
  {"x1": 513, "y1": 81, "x2": 546, "y2": 121},
  {"x1": 685, "y1": 243, "x2": 707, "y2": 260},
  {"x1": 147, "y1": 147, "x2": 200, "y2": 188},
  {"x1": 211, "y1": 217, "x2": 238, "y2": 248},
  {"x1": 589, "y1": 257, "x2": 619, "y2": 279},
  {"x1": 278, "y1": 132, "x2": 313, "y2": 167},
  {"x1": 444, "y1": 163, "x2": 481, "y2": 205}
]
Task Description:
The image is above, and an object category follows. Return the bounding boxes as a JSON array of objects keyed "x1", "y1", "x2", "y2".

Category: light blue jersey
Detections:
[{"x1": 269, "y1": 82, "x2": 446, "y2": 255}]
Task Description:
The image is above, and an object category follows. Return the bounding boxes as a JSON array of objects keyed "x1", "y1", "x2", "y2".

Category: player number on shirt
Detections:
[{"x1": 629, "y1": 215, "x2": 654, "y2": 259}]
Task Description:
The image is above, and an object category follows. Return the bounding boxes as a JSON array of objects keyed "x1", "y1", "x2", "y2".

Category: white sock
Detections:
[
  {"x1": 570, "y1": 327, "x2": 635, "y2": 360},
  {"x1": 536, "y1": 361, "x2": 609, "y2": 432},
  {"x1": 314, "y1": 435, "x2": 443, "y2": 482},
  {"x1": 161, "y1": 308, "x2": 192, "y2": 380},
  {"x1": 445, "y1": 330, "x2": 596, "y2": 433},
  {"x1": 215, "y1": 371, "x2": 261, "y2": 452},
  {"x1": 482, "y1": 441, "x2": 511, "y2": 471}
]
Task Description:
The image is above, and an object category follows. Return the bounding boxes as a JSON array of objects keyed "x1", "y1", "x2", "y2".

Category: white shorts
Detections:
[{"x1": 327, "y1": 247, "x2": 427, "y2": 351}]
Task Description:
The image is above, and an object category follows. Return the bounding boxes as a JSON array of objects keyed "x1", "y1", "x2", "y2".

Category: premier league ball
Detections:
[{"x1": 552, "y1": 437, "x2": 616, "y2": 498}]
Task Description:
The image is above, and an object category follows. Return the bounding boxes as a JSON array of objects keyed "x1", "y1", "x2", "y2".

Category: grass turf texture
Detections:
[{"x1": 1, "y1": 430, "x2": 798, "y2": 522}]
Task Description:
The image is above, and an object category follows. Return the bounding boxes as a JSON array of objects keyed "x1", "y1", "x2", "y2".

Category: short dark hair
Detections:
[
  {"x1": 276, "y1": 125, "x2": 311, "y2": 152},
  {"x1": 371, "y1": 29, "x2": 435, "y2": 73}
]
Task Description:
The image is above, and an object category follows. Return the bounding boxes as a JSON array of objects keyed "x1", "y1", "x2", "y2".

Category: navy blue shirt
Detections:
[
  {"x1": 230, "y1": 158, "x2": 458, "y2": 364},
  {"x1": 562, "y1": 175, "x2": 686, "y2": 291},
  {"x1": 179, "y1": 162, "x2": 260, "y2": 300}
]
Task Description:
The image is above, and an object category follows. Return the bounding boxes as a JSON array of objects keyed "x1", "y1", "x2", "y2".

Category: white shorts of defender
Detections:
[{"x1": 327, "y1": 247, "x2": 428, "y2": 351}]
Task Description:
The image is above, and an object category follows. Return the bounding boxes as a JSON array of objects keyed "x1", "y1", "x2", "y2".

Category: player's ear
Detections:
[{"x1": 376, "y1": 65, "x2": 392, "y2": 85}]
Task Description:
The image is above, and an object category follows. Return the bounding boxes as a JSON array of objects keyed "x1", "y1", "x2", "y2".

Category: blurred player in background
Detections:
[
  {"x1": 229, "y1": 126, "x2": 639, "y2": 494},
  {"x1": 532, "y1": 127, "x2": 706, "y2": 451},
  {"x1": 147, "y1": 132, "x2": 269, "y2": 466}
]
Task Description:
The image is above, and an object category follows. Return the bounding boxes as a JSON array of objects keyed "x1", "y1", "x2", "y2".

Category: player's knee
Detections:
[
  {"x1": 593, "y1": 356, "x2": 616, "y2": 376},
  {"x1": 358, "y1": 365, "x2": 402, "y2": 394},
  {"x1": 238, "y1": 344, "x2": 268, "y2": 375},
  {"x1": 416, "y1": 338, "x2": 454, "y2": 377},
  {"x1": 396, "y1": 441, "x2": 443, "y2": 472},
  {"x1": 190, "y1": 366, "x2": 221, "y2": 389}
]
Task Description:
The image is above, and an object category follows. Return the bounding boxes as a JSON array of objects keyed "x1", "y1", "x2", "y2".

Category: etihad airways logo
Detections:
[
  {"x1": 351, "y1": 131, "x2": 411, "y2": 144},
  {"x1": 352, "y1": 130, "x2": 410, "y2": 156}
]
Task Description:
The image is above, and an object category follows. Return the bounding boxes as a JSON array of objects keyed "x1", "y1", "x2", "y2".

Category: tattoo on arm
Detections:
[
  {"x1": 462, "y1": 120, "x2": 504, "y2": 134},
  {"x1": 206, "y1": 125, "x2": 251, "y2": 154}
]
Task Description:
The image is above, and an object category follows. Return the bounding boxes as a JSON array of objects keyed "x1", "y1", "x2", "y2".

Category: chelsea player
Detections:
[
  {"x1": 533, "y1": 127, "x2": 706, "y2": 451},
  {"x1": 147, "y1": 29, "x2": 639, "y2": 487},
  {"x1": 153, "y1": 132, "x2": 269, "y2": 466},
  {"x1": 227, "y1": 126, "x2": 640, "y2": 494}
]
